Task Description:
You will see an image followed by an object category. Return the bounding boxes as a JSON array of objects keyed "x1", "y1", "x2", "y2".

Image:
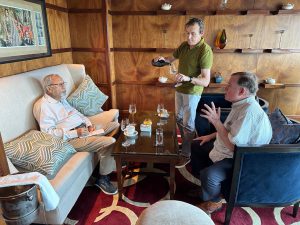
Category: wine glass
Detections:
[
  {"x1": 121, "y1": 118, "x2": 129, "y2": 131},
  {"x1": 157, "y1": 103, "x2": 164, "y2": 116},
  {"x1": 169, "y1": 63, "x2": 182, "y2": 87},
  {"x1": 129, "y1": 104, "x2": 137, "y2": 125},
  {"x1": 278, "y1": 30, "x2": 285, "y2": 49},
  {"x1": 248, "y1": 34, "x2": 253, "y2": 49}
]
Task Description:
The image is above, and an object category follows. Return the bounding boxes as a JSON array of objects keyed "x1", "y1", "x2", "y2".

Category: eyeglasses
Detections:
[{"x1": 48, "y1": 82, "x2": 66, "y2": 87}]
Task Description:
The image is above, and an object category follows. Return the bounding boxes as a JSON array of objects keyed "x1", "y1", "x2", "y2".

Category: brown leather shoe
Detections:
[{"x1": 196, "y1": 201, "x2": 223, "y2": 214}]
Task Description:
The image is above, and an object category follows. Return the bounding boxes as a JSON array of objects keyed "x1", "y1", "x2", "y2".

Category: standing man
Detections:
[
  {"x1": 33, "y1": 74, "x2": 119, "y2": 195},
  {"x1": 190, "y1": 72, "x2": 272, "y2": 213},
  {"x1": 154, "y1": 18, "x2": 213, "y2": 168}
]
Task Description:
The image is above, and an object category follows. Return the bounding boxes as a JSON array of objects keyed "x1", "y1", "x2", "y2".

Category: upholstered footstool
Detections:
[{"x1": 136, "y1": 200, "x2": 214, "y2": 225}]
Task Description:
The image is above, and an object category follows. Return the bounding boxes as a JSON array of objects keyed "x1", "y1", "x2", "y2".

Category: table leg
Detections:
[
  {"x1": 115, "y1": 157, "x2": 123, "y2": 201},
  {"x1": 169, "y1": 160, "x2": 175, "y2": 199}
]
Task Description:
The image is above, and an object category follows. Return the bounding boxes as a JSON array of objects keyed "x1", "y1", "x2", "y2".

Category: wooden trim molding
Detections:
[
  {"x1": 68, "y1": 8, "x2": 103, "y2": 13},
  {"x1": 52, "y1": 48, "x2": 72, "y2": 54},
  {"x1": 72, "y1": 48, "x2": 106, "y2": 53}
]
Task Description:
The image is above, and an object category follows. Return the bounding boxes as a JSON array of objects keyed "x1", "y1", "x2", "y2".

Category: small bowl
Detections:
[
  {"x1": 282, "y1": 3, "x2": 294, "y2": 10},
  {"x1": 265, "y1": 78, "x2": 276, "y2": 85},
  {"x1": 158, "y1": 76, "x2": 168, "y2": 83},
  {"x1": 161, "y1": 3, "x2": 172, "y2": 10}
]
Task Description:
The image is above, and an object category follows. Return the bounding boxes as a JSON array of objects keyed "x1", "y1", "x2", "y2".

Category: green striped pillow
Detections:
[
  {"x1": 4, "y1": 130, "x2": 76, "y2": 179},
  {"x1": 67, "y1": 75, "x2": 108, "y2": 116}
]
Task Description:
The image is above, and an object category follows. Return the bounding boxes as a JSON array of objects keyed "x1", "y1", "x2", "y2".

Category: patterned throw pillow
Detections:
[
  {"x1": 4, "y1": 130, "x2": 76, "y2": 179},
  {"x1": 67, "y1": 75, "x2": 108, "y2": 116},
  {"x1": 269, "y1": 108, "x2": 300, "y2": 144}
]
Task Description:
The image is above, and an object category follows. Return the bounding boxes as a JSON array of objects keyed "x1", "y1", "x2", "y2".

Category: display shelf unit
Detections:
[
  {"x1": 110, "y1": 48, "x2": 300, "y2": 54},
  {"x1": 259, "y1": 83, "x2": 285, "y2": 89},
  {"x1": 208, "y1": 83, "x2": 227, "y2": 88},
  {"x1": 109, "y1": 9, "x2": 300, "y2": 16}
]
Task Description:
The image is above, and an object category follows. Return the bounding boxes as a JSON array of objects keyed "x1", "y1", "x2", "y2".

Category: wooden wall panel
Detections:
[
  {"x1": 114, "y1": 52, "x2": 180, "y2": 84},
  {"x1": 212, "y1": 53, "x2": 258, "y2": 79},
  {"x1": 0, "y1": 52, "x2": 72, "y2": 77},
  {"x1": 47, "y1": 9, "x2": 71, "y2": 49},
  {"x1": 67, "y1": 0, "x2": 102, "y2": 9},
  {"x1": 72, "y1": 52, "x2": 108, "y2": 84},
  {"x1": 69, "y1": 13, "x2": 105, "y2": 48},
  {"x1": 110, "y1": 0, "x2": 300, "y2": 11},
  {"x1": 46, "y1": 0, "x2": 67, "y2": 8},
  {"x1": 254, "y1": 0, "x2": 300, "y2": 10},
  {"x1": 113, "y1": 16, "x2": 159, "y2": 48},
  {"x1": 109, "y1": 0, "x2": 257, "y2": 11},
  {"x1": 116, "y1": 84, "x2": 175, "y2": 112}
]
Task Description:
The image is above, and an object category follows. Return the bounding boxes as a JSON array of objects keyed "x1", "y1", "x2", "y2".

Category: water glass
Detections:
[
  {"x1": 121, "y1": 118, "x2": 129, "y2": 131},
  {"x1": 157, "y1": 103, "x2": 164, "y2": 115},
  {"x1": 156, "y1": 128, "x2": 163, "y2": 146}
]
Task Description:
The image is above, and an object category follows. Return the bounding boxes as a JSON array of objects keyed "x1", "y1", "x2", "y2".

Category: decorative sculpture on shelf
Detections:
[{"x1": 214, "y1": 29, "x2": 227, "y2": 49}]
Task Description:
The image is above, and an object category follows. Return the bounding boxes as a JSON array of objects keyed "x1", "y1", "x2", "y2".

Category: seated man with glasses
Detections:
[{"x1": 33, "y1": 74, "x2": 119, "y2": 195}]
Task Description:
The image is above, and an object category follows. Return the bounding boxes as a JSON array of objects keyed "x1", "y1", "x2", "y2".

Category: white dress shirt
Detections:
[
  {"x1": 209, "y1": 96, "x2": 273, "y2": 162},
  {"x1": 33, "y1": 94, "x2": 92, "y2": 140}
]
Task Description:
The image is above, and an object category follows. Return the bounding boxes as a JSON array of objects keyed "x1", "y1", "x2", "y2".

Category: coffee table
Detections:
[{"x1": 112, "y1": 111, "x2": 179, "y2": 200}]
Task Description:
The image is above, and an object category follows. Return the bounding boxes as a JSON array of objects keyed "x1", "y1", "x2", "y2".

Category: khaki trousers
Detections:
[{"x1": 69, "y1": 110, "x2": 120, "y2": 175}]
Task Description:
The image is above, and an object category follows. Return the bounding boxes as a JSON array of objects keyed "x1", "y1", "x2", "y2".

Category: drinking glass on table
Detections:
[
  {"x1": 157, "y1": 103, "x2": 164, "y2": 116},
  {"x1": 121, "y1": 118, "x2": 129, "y2": 131},
  {"x1": 169, "y1": 63, "x2": 181, "y2": 87},
  {"x1": 129, "y1": 104, "x2": 137, "y2": 125}
]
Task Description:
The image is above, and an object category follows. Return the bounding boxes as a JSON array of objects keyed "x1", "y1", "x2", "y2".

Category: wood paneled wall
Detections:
[
  {"x1": 1, "y1": 0, "x2": 299, "y2": 117},
  {"x1": 67, "y1": 0, "x2": 112, "y2": 109},
  {"x1": 111, "y1": 0, "x2": 300, "y2": 116},
  {"x1": 0, "y1": 0, "x2": 72, "y2": 77}
]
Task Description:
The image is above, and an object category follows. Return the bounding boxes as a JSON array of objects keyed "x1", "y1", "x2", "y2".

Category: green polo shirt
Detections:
[{"x1": 173, "y1": 38, "x2": 213, "y2": 95}]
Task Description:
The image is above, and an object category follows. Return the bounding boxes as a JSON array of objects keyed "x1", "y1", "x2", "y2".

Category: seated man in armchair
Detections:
[
  {"x1": 33, "y1": 74, "x2": 119, "y2": 195},
  {"x1": 190, "y1": 72, "x2": 272, "y2": 213}
]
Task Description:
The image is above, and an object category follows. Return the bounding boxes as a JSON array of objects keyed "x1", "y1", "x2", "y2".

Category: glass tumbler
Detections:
[{"x1": 156, "y1": 128, "x2": 163, "y2": 146}]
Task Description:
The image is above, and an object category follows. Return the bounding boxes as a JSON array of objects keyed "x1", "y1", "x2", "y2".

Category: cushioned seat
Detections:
[{"x1": 135, "y1": 200, "x2": 214, "y2": 225}]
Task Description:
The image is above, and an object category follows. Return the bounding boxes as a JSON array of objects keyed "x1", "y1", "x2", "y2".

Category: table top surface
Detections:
[{"x1": 112, "y1": 111, "x2": 179, "y2": 157}]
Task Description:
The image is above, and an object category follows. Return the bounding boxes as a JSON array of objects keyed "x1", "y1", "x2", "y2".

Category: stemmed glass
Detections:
[
  {"x1": 278, "y1": 30, "x2": 285, "y2": 49},
  {"x1": 169, "y1": 63, "x2": 181, "y2": 87},
  {"x1": 157, "y1": 103, "x2": 164, "y2": 116},
  {"x1": 248, "y1": 34, "x2": 253, "y2": 49},
  {"x1": 129, "y1": 104, "x2": 137, "y2": 126},
  {"x1": 121, "y1": 118, "x2": 129, "y2": 131}
]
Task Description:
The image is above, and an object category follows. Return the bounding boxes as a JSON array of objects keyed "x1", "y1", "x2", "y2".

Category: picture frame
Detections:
[{"x1": 0, "y1": 0, "x2": 51, "y2": 64}]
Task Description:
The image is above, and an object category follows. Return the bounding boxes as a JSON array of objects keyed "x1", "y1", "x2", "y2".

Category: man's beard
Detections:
[{"x1": 60, "y1": 92, "x2": 67, "y2": 99}]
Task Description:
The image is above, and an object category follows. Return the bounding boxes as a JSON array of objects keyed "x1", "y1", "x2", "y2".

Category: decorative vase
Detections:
[
  {"x1": 214, "y1": 30, "x2": 222, "y2": 49},
  {"x1": 219, "y1": 29, "x2": 227, "y2": 49}
]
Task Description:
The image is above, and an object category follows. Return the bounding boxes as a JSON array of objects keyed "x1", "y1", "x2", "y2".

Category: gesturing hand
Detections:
[
  {"x1": 193, "y1": 135, "x2": 212, "y2": 146},
  {"x1": 200, "y1": 102, "x2": 221, "y2": 127}
]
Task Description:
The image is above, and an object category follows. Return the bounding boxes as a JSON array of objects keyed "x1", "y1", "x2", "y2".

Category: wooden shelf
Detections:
[
  {"x1": 156, "y1": 10, "x2": 185, "y2": 15},
  {"x1": 208, "y1": 83, "x2": 227, "y2": 88},
  {"x1": 109, "y1": 9, "x2": 300, "y2": 16},
  {"x1": 259, "y1": 83, "x2": 285, "y2": 89},
  {"x1": 213, "y1": 48, "x2": 300, "y2": 54},
  {"x1": 277, "y1": 9, "x2": 300, "y2": 15}
]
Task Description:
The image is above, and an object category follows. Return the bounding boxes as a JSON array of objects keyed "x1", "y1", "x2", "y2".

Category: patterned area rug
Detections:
[{"x1": 65, "y1": 163, "x2": 300, "y2": 225}]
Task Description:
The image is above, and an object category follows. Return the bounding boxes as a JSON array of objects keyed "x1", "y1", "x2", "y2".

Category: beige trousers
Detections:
[
  {"x1": 69, "y1": 109, "x2": 120, "y2": 175},
  {"x1": 69, "y1": 136, "x2": 116, "y2": 175}
]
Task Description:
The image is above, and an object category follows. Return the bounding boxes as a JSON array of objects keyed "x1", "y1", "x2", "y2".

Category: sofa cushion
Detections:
[
  {"x1": 269, "y1": 108, "x2": 300, "y2": 144},
  {"x1": 4, "y1": 130, "x2": 76, "y2": 179},
  {"x1": 67, "y1": 75, "x2": 108, "y2": 116}
]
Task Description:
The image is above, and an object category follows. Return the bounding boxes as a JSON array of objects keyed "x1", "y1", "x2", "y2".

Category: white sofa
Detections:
[{"x1": 0, "y1": 64, "x2": 118, "y2": 224}]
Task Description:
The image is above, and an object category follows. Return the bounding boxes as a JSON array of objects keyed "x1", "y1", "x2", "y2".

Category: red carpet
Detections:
[{"x1": 66, "y1": 163, "x2": 300, "y2": 225}]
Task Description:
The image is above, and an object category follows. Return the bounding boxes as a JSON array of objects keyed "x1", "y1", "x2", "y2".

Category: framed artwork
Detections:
[{"x1": 0, "y1": 0, "x2": 51, "y2": 64}]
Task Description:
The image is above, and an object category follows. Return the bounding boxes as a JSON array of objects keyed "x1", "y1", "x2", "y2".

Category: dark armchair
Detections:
[{"x1": 224, "y1": 144, "x2": 300, "y2": 225}]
